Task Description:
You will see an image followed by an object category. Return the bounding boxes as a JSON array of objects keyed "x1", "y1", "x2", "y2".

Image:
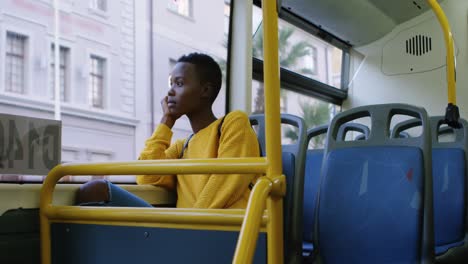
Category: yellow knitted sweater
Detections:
[{"x1": 137, "y1": 111, "x2": 260, "y2": 209}]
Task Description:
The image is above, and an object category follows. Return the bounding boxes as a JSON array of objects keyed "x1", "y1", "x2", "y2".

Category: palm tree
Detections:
[
  {"x1": 284, "y1": 101, "x2": 330, "y2": 148},
  {"x1": 253, "y1": 23, "x2": 331, "y2": 147},
  {"x1": 252, "y1": 25, "x2": 314, "y2": 114}
]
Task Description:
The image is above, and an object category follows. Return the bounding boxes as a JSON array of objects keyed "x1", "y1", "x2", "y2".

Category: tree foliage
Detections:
[
  {"x1": 284, "y1": 100, "x2": 330, "y2": 148},
  {"x1": 252, "y1": 25, "x2": 314, "y2": 114}
]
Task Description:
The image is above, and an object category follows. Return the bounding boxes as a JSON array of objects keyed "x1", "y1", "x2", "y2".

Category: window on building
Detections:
[
  {"x1": 224, "y1": 1, "x2": 231, "y2": 35},
  {"x1": 167, "y1": 0, "x2": 192, "y2": 17},
  {"x1": 5, "y1": 32, "x2": 27, "y2": 94},
  {"x1": 89, "y1": 55, "x2": 105, "y2": 108},
  {"x1": 91, "y1": 0, "x2": 107, "y2": 12},
  {"x1": 169, "y1": 58, "x2": 177, "y2": 69},
  {"x1": 50, "y1": 45, "x2": 69, "y2": 102},
  {"x1": 0, "y1": 0, "x2": 232, "y2": 184}
]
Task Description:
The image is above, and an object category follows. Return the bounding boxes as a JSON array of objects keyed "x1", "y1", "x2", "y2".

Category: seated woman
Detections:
[{"x1": 76, "y1": 53, "x2": 260, "y2": 209}]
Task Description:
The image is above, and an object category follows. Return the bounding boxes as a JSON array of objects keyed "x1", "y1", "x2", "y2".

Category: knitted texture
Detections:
[{"x1": 137, "y1": 111, "x2": 260, "y2": 209}]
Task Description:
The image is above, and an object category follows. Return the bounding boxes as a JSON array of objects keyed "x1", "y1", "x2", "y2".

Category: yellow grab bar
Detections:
[
  {"x1": 234, "y1": 0, "x2": 285, "y2": 262},
  {"x1": 427, "y1": 0, "x2": 460, "y2": 127},
  {"x1": 40, "y1": 158, "x2": 268, "y2": 264},
  {"x1": 427, "y1": 0, "x2": 456, "y2": 105},
  {"x1": 233, "y1": 178, "x2": 272, "y2": 263},
  {"x1": 41, "y1": 0, "x2": 286, "y2": 262}
]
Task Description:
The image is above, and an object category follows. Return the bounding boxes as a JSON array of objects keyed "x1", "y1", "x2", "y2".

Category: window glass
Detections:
[
  {"x1": 167, "y1": 0, "x2": 191, "y2": 17},
  {"x1": 154, "y1": 0, "x2": 229, "y2": 136},
  {"x1": 89, "y1": 55, "x2": 105, "y2": 108},
  {"x1": 5, "y1": 32, "x2": 27, "y2": 94},
  {"x1": 50, "y1": 45, "x2": 69, "y2": 102},
  {"x1": 91, "y1": 0, "x2": 107, "y2": 12},
  {"x1": 0, "y1": 0, "x2": 231, "y2": 183},
  {"x1": 252, "y1": 79, "x2": 337, "y2": 147},
  {"x1": 252, "y1": 6, "x2": 343, "y2": 89},
  {"x1": 224, "y1": 1, "x2": 230, "y2": 36}
]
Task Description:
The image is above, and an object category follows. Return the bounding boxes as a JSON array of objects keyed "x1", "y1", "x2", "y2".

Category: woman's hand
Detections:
[{"x1": 160, "y1": 96, "x2": 181, "y2": 128}]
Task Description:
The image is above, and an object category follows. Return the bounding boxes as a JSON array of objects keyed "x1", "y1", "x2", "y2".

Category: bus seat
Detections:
[
  {"x1": 302, "y1": 124, "x2": 328, "y2": 258},
  {"x1": 393, "y1": 116, "x2": 468, "y2": 262},
  {"x1": 314, "y1": 104, "x2": 434, "y2": 263},
  {"x1": 337, "y1": 122, "x2": 370, "y2": 141},
  {"x1": 250, "y1": 113, "x2": 307, "y2": 264},
  {"x1": 303, "y1": 123, "x2": 370, "y2": 258}
]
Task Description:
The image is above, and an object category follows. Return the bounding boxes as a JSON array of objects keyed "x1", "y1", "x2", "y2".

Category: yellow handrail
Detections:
[
  {"x1": 233, "y1": 178, "x2": 272, "y2": 263},
  {"x1": 261, "y1": 0, "x2": 285, "y2": 262},
  {"x1": 263, "y1": 0, "x2": 282, "y2": 179},
  {"x1": 427, "y1": 0, "x2": 456, "y2": 105},
  {"x1": 233, "y1": 0, "x2": 285, "y2": 263},
  {"x1": 427, "y1": 0, "x2": 460, "y2": 127},
  {"x1": 40, "y1": 158, "x2": 269, "y2": 264}
]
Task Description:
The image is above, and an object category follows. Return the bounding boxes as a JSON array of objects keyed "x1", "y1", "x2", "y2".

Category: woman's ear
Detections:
[{"x1": 200, "y1": 82, "x2": 213, "y2": 99}]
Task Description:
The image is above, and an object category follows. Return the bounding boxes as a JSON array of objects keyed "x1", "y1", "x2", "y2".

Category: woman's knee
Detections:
[{"x1": 76, "y1": 179, "x2": 110, "y2": 204}]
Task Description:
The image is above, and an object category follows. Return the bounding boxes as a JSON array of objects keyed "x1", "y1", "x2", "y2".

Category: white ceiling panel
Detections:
[{"x1": 281, "y1": 0, "x2": 445, "y2": 46}]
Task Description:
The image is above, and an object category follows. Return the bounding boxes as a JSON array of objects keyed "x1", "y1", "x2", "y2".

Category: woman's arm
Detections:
[{"x1": 136, "y1": 124, "x2": 183, "y2": 190}]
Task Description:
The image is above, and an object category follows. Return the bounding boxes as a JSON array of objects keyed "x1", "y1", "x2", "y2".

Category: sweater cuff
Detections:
[{"x1": 150, "y1": 123, "x2": 173, "y2": 141}]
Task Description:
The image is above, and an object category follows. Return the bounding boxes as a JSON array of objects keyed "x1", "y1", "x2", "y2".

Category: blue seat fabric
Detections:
[
  {"x1": 435, "y1": 241, "x2": 464, "y2": 256},
  {"x1": 302, "y1": 150, "x2": 324, "y2": 255},
  {"x1": 433, "y1": 148, "x2": 466, "y2": 255},
  {"x1": 318, "y1": 146, "x2": 424, "y2": 264}
]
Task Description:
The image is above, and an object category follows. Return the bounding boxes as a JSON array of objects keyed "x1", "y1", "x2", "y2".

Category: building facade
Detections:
[
  {"x1": 0, "y1": 0, "x2": 138, "y2": 181},
  {"x1": 0, "y1": 0, "x2": 339, "y2": 181}
]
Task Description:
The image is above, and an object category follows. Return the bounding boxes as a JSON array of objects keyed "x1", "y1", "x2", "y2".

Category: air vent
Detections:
[
  {"x1": 383, "y1": 18, "x2": 447, "y2": 75},
  {"x1": 405, "y1": 35, "x2": 432, "y2": 56}
]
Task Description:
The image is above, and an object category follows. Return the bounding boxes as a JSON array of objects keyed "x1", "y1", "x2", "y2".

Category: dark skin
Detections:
[{"x1": 161, "y1": 62, "x2": 217, "y2": 133}]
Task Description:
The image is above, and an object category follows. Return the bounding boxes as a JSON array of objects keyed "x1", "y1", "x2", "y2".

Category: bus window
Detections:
[
  {"x1": 0, "y1": 0, "x2": 232, "y2": 183},
  {"x1": 250, "y1": 5, "x2": 346, "y2": 141},
  {"x1": 252, "y1": 79, "x2": 337, "y2": 145},
  {"x1": 252, "y1": 6, "x2": 344, "y2": 89}
]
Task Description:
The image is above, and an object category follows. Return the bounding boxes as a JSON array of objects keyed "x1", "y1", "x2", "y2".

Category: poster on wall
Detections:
[{"x1": 0, "y1": 113, "x2": 61, "y2": 175}]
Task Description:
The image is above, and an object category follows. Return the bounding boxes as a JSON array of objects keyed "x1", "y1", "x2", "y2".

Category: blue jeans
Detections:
[{"x1": 79, "y1": 180, "x2": 153, "y2": 207}]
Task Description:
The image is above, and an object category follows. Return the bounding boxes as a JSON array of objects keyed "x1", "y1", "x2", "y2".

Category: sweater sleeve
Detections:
[
  {"x1": 136, "y1": 124, "x2": 182, "y2": 190},
  {"x1": 193, "y1": 111, "x2": 260, "y2": 209}
]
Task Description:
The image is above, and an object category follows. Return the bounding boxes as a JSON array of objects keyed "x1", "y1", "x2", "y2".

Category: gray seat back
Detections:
[{"x1": 249, "y1": 113, "x2": 307, "y2": 264}]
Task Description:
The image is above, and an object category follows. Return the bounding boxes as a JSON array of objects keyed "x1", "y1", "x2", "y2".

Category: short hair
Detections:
[{"x1": 177, "y1": 53, "x2": 222, "y2": 103}]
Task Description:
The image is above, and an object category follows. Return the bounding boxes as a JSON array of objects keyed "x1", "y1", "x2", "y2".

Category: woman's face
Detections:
[{"x1": 167, "y1": 62, "x2": 205, "y2": 117}]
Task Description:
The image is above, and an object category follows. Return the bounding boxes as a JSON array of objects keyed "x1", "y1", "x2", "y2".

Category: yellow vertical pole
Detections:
[
  {"x1": 40, "y1": 212, "x2": 51, "y2": 264},
  {"x1": 233, "y1": 179, "x2": 272, "y2": 263},
  {"x1": 266, "y1": 195, "x2": 284, "y2": 264},
  {"x1": 263, "y1": 0, "x2": 282, "y2": 179},
  {"x1": 427, "y1": 0, "x2": 456, "y2": 105},
  {"x1": 40, "y1": 172, "x2": 55, "y2": 264},
  {"x1": 262, "y1": 0, "x2": 284, "y2": 263}
]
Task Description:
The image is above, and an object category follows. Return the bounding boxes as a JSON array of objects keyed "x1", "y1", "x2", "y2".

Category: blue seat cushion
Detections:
[
  {"x1": 303, "y1": 150, "x2": 324, "y2": 243},
  {"x1": 433, "y1": 148, "x2": 466, "y2": 249},
  {"x1": 318, "y1": 146, "x2": 424, "y2": 263}
]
